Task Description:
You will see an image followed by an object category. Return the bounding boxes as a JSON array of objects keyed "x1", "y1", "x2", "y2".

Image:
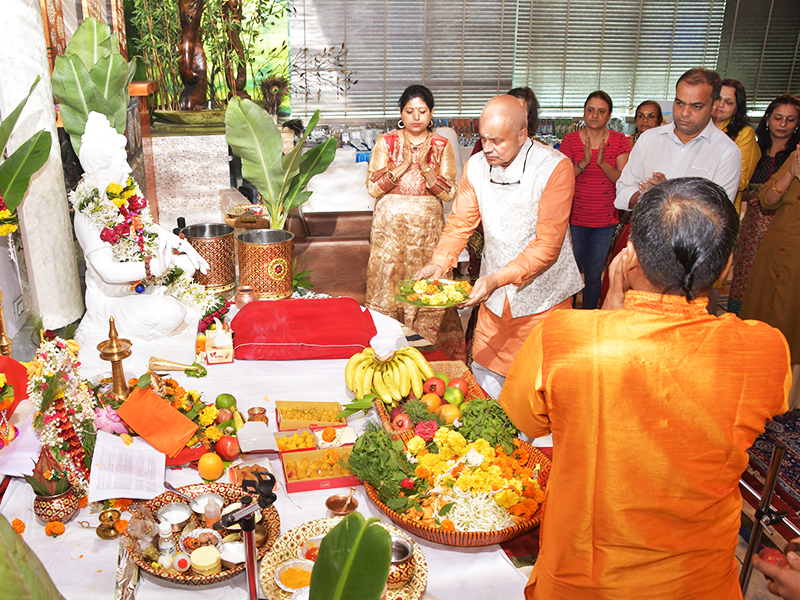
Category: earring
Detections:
[
  {"x1": 766, "y1": 123, "x2": 769, "y2": 130},
  {"x1": 397, "y1": 120, "x2": 405, "y2": 129}
]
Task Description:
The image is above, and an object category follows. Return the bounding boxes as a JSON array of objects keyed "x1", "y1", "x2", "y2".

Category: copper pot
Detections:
[{"x1": 234, "y1": 285, "x2": 257, "y2": 309}]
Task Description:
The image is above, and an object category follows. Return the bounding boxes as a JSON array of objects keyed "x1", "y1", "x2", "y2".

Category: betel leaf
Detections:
[
  {"x1": 439, "y1": 501, "x2": 455, "y2": 516},
  {"x1": 136, "y1": 373, "x2": 151, "y2": 388},
  {"x1": 0, "y1": 129, "x2": 52, "y2": 212},
  {"x1": 309, "y1": 513, "x2": 391, "y2": 600}
]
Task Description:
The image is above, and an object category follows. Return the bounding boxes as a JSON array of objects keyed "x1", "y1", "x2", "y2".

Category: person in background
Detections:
[
  {"x1": 728, "y1": 94, "x2": 800, "y2": 315},
  {"x1": 499, "y1": 177, "x2": 790, "y2": 600},
  {"x1": 365, "y1": 85, "x2": 465, "y2": 361},
  {"x1": 712, "y1": 79, "x2": 761, "y2": 213},
  {"x1": 416, "y1": 95, "x2": 582, "y2": 398},
  {"x1": 741, "y1": 144, "x2": 800, "y2": 409},
  {"x1": 559, "y1": 91, "x2": 630, "y2": 309},
  {"x1": 471, "y1": 87, "x2": 539, "y2": 157},
  {"x1": 615, "y1": 68, "x2": 741, "y2": 314},
  {"x1": 628, "y1": 100, "x2": 663, "y2": 147}
]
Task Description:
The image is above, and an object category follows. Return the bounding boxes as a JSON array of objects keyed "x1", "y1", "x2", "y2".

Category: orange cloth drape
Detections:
[
  {"x1": 500, "y1": 290, "x2": 791, "y2": 600},
  {"x1": 116, "y1": 387, "x2": 198, "y2": 457}
]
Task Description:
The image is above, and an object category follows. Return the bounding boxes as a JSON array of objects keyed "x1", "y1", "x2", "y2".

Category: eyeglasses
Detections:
[{"x1": 488, "y1": 144, "x2": 532, "y2": 186}]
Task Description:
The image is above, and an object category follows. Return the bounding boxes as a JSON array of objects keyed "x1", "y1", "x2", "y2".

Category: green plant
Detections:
[
  {"x1": 129, "y1": 0, "x2": 182, "y2": 111},
  {"x1": 51, "y1": 18, "x2": 136, "y2": 155},
  {"x1": 309, "y1": 512, "x2": 391, "y2": 600},
  {"x1": 0, "y1": 77, "x2": 52, "y2": 216},
  {"x1": 225, "y1": 98, "x2": 336, "y2": 229},
  {"x1": 292, "y1": 257, "x2": 312, "y2": 291}
]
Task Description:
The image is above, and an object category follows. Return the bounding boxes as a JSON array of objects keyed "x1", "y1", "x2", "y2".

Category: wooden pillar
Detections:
[{"x1": 129, "y1": 81, "x2": 160, "y2": 223}]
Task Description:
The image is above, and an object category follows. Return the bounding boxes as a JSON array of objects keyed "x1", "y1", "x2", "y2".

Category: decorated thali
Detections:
[
  {"x1": 259, "y1": 517, "x2": 428, "y2": 600},
  {"x1": 126, "y1": 483, "x2": 280, "y2": 585}
]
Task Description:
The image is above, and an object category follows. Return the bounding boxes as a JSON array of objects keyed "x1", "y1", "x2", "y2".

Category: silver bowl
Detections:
[{"x1": 157, "y1": 503, "x2": 193, "y2": 532}]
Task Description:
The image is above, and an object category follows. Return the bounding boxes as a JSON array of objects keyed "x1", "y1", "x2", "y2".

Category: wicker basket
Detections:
[{"x1": 364, "y1": 443, "x2": 551, "y2": 547}]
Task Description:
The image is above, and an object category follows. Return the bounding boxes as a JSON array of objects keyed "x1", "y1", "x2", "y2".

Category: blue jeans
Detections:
[{"x1": 570, "y1": 224, "x2": 617, "y2": 309}]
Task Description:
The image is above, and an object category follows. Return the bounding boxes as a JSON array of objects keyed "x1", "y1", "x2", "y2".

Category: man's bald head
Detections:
[{"x1": 479, "y1": 95, "x2": 529, "y2": 168}]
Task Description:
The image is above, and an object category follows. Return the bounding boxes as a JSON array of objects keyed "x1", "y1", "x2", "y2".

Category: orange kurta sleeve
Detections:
[
  {"x1": 494, "y1": 158, "x2": 575, "y2": 288},
  {"x1": 430, "y1": 165, "x2": 482, "y2": 271},
  {"x1": 498, "y1": 323, "x2": 551, "y2": 438}
]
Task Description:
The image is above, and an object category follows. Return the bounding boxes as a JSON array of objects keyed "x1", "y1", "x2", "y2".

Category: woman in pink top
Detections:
[{"x1": 560, "y1": 91, "x2": 630, "y2": 308}]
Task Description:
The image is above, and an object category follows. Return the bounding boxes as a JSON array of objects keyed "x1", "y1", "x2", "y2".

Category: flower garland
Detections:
[
  {"x1": 0, "y1": 191, "x2": 19, "y2": 237},
  {"x1": 26, "y1": 335, "x2": 99, "y2": 495},
  {"x1": 69, "y1": 175, "x2": 225, "y2": 317}
]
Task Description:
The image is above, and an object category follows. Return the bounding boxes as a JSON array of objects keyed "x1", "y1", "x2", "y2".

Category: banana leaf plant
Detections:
[
  {"x1": 51, "y1": 17, "x2": 136, "y2": 156},
  {"x1": 310, "y1": 512, "x2": 392, "y2": 600},
  {"x1": 0, "y1": 76, "x2": 52, "y2": 213},
  {"x1": 0, "y1": 514, "x2": 66, "y2": 600},
  {"x1": 225, "y1": 97, "x2": 337, "y2": 230}
]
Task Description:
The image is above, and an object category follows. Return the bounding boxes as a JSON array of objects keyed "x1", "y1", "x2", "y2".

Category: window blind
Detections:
[
  {"x1": 718, "y1": 0, "x2": 800, "y2": 113},
  {"x1": 289, "y1": 0, "x2": 796, "y2": 118}
]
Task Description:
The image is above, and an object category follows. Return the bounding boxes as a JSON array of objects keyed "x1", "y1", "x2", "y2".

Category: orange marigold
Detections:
[
  {"x1": 321, "y1": 427, "x2": 337, "y2": 443},
  {"x1": 78, "y1": 496, "x2": 88, "y2": 508},
  {"x1": 45, "y1": 521, "x2": 65, "y2": 537},
  {"x1": 323, "y1": 449, "x2": 339, "y2": 466},
  {"x1": 11, "y1": 519, "x2": 25, "y2": 534},
  {"x1": 113, "y1": 498, "x2": 133, "y2": 512},
  {"x1": 414, "y1": 465, "x2": 430, "y2": 479},
  {"x1": 114, "y1": 519, "x2": 128, "y2": 534},
  {"x1": 440, "y1": 519, "x2": 455, "y2": 531}
]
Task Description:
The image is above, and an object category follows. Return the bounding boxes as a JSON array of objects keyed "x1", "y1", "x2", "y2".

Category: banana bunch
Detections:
[{"x1": 344, "y1": 346, "x2": 435, "y2": 406}]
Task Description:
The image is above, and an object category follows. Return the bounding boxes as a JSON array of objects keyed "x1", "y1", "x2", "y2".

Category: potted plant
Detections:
[
  {"x1": 24, "y1": 447, "x2": 79, "y2": 524},
  {"x1": 225, "y1": 97, "x2": 336, "y2": 298}
]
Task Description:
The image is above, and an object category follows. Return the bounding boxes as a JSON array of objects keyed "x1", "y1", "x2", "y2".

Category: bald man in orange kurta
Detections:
[{"x1": 500, "y1": 177, "x2": 791, "y2": 600}]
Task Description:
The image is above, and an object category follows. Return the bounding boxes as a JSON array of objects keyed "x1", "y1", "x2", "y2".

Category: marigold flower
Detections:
[
  {"x1": 12, "y1": 519, "x2": 25, "y2": 534},
  {"x1": 204, "y1": 426, "x2": 222, "y2": 442},
  {"x1": 198, "y1": 405, "x2": 218, "y2": 427},
  {"x1": 113, "y1": 498, "x2": 132, "y2": 511},
  {"x1": 0, "y1": 374, "x2": 6, "y2": 387},
  {"x1": 323, "y1": 449, "x2": 340, "y2": 465},
  {"x1": 78, "y1": 496, "x2": 88, "y2": 508},
  {"x1": 114, "y1": 519, "x2": 128, "y2": 534},
  {"x1": 45, "y1": 521, "x2": 65, "y2": 537},
  {"x1": 440, "y1": 518, "x2": 455, "y2": 531},
  {"x1": 406, "y1": 435, "x2": 426, "y2": 455}
]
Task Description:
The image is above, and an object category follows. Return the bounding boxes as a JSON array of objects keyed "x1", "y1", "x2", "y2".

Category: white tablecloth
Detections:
[{"x1": 0, "y1": 309, "x2": 528, "y2": 600}]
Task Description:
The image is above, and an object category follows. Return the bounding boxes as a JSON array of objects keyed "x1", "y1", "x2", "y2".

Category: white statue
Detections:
[{"x1": 72, "y1": 112, "x2": 210, "y2": 340}]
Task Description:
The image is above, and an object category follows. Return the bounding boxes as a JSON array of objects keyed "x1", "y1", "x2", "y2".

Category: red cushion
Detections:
[{"x1": 230, "y1": 298, "x2": 377, "y2": 360}]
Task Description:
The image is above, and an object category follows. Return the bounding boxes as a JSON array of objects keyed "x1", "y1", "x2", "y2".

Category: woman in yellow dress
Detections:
[
  {"x1": 712, "y1": 79, "x2": 761, "y2": 213},
  {"x1": 366, "y1": 85, "x2": 465, "y2": 361}
]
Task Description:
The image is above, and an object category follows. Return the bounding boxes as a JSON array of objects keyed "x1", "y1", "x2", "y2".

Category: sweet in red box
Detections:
[{"x1": 280, "y1": 447, "x2": 360, "y2": 493}]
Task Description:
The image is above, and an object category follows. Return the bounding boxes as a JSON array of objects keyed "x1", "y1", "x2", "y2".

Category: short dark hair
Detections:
[
  {"x1": 508, "y1": 87, "x2": 539, "y2": 135},
  {"x1": 719, "y1": 79, "x2": 748, "y2": 141},
  {"x1": 630, "y1": 178, "x2": 739, "y2": 302},
  {"x1": 676, "y1": 68, "x2": 722, "y2": 101},
  {"x1": 399, "y1": 85, "x2": 435, "y2": 111},
  {"x1": 585, "y1": 90, "x2": 613, "y2": 113}
]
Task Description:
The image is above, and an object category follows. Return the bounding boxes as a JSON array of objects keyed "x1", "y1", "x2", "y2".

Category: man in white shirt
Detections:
[{"x1": 616, "y1": 68, "x2": 741, "y2": 211}]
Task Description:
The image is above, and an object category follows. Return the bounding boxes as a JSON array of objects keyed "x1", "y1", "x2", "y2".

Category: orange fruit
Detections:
[
  {"x1": 435, "y1": 403, "x2": 461, "y2": 425},
  {"x1": 420, "y1": 393, "x2": 442, "y2": 413},
  {"x1": 198, "y1": 452, "x2": 225, "y2": 481}
]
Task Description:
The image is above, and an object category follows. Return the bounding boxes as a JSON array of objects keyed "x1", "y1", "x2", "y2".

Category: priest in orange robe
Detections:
[{"x1": 500, "y1": 177, "x2": 791, "y2": 600}]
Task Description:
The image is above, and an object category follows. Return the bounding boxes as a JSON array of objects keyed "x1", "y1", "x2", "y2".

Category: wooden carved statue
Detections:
[
  {"x1": 178, "y1": 0, "x2": 208, "y2": 110},
  {"x1": 222, "y1": 0, "x2": 250, "y2": 99}
]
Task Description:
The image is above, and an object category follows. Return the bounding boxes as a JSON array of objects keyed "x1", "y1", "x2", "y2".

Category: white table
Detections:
[{"x1": 0, "y1": 310, "x2": 529, "y2": 600}]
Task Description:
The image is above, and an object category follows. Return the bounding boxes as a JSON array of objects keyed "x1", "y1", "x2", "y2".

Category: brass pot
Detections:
[{"x1": 236, "y1": 229, "x2": 294, "y2": 300}]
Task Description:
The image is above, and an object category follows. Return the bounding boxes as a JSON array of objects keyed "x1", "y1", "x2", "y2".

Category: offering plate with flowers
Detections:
[{"x1": 395, "y1": 278, "x2": 472, "y2": 308}]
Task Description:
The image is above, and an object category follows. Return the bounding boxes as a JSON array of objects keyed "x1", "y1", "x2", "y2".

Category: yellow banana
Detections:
[
  {"x1": 362, "y1": 362, "x2": 377, "y2": 398},
  {"x1": 397, "y1": 353, "x2": 423, "y2": 399},
  {"x1": 395, "y1": 359, "x2": 412, "y2": 397},
  {"x1": 351, "y1": 358, "x2": 370, "y2": 396},
  {"x1": 398, "y1": 346, "x2": 434, "y2": 380},
  {"x1": 345, "y1": 351, "x2": 371, "y2": 391},
  {"x1": 372, "y1": 368, "x2": 393, "y2": 405},
  {"x1": 383, "y1": 365, "x2": 403, "y2": 402}
]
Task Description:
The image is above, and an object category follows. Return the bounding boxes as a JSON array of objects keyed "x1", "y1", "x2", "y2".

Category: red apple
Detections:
[
  {"x1": 215, "y1": 435, "x2": 240, "y2": 461},
  {"x1": 216, "y1": 408, "x2": 234, "y2": 424},
  {"x1": 423, "y1": 377, "x2": 446, "y2": 397},
  {"x1": 448, "y1": 377, "x2": 469, "y2": 397}
]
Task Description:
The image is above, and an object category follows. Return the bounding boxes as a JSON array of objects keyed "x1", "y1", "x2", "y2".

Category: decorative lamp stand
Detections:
[
  {"x1": 0, "y1": 288, "x2": 14, "y2": 356},
  {"x1": 97, "y1": 317, "x2": 132, "y2": 400}
]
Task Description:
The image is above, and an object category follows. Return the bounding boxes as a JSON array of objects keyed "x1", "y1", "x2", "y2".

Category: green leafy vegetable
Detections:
[
  {"x1": 403, "y1": 399, "x2": 444, "y2": 426},
  {"x1": 458, "y1": 398, "x2": 519, "y2": 453}
]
